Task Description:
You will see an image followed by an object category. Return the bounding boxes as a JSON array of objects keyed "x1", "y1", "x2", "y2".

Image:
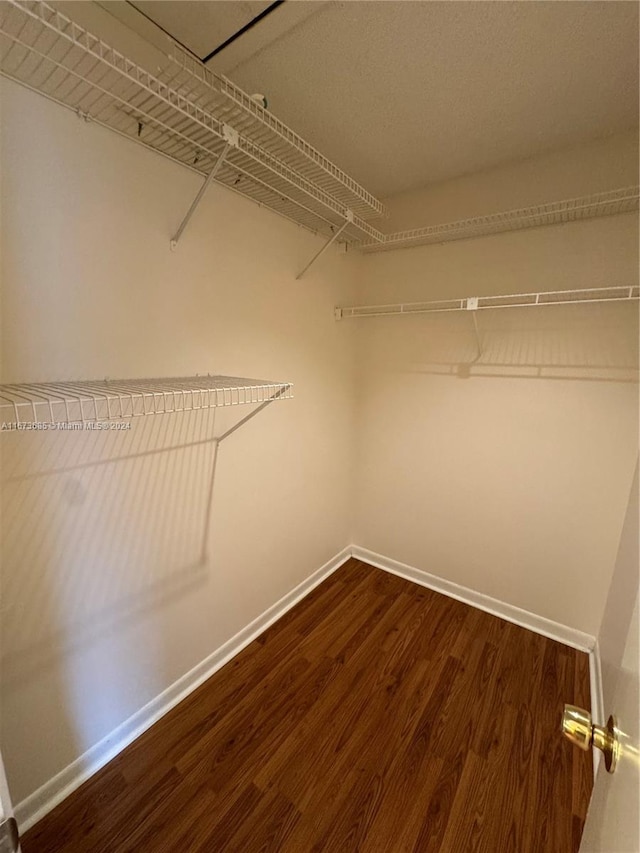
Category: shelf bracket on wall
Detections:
[
  {"x1": 466, "y1": 297, "x2": 483, "y2": 358},
  {"x1": 217, "y1": 384, "x2": 291, "y2": 445},
  {"x1": 296, "y1": 210, "x2": 353, "y2": 280},
  {"x1": 199, "y1": 383, "x2": 292, "y2": 563},
  {"x1": 170, "y1": 125, "x2": 238, "y2": 250}
]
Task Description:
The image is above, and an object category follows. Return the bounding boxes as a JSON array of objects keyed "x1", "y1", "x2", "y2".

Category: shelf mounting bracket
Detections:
[
  {"x1": 296, "y1": 210, "x2": 353, "y2": 280},
  {"x1": 466, "y1": 297, "x2": 482, "y2": 358},
  {"x1": 199, "y1": 384, "x2": 291, "y2": 562},
  {"x1": 170, "y1": 126, "x2": 238, "y2": 250}
]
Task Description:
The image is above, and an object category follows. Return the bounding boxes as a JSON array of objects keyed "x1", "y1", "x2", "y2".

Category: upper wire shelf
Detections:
[
  {"x1": 161, "y1": 42, "x2": 384, "y2": 222},
  {"x1": 0, "y1": 375, "x2": 293, "y2": 426},
  {"x1": 0, "y1": 0, "x2": 384, "y2": 244},
  {"x1": 357, "y1": 188, "x2": 640, "y2": 252},
  {"x1": 1, "y1": 2, "x2": 635, "y2": 253}
]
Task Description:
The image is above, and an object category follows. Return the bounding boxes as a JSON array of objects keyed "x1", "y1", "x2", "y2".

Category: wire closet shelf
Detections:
[
  {"x1": 336, "y1": 286, "x2": 640, "y2": 320},
  {"x1": 1, "y1": 2, "x2": 637, "y2": 253},
  {"x1": 0, "y1": 0, "x2": 384, "y2": 244},
  {"x1": 160, "y1": 41, "x2": 384, "y2": 222},
  {"x1": 0, "y1": 375, "x2": 293, "y2": 427},
  {"x1": 356, "y1": 187, "x2": 640, "y2": 252}
]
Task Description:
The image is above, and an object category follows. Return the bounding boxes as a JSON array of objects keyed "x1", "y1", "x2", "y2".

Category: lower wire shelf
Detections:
[{"x1": 0, "y1": 375, "x2": 293, "y2": 426}]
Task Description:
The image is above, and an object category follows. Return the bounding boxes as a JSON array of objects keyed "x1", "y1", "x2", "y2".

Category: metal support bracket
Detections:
[
  {"x1": 221, "y1": 124, "x2": 239, "y2": 148},
  {"x1": 296, "y1": 210, "x2": 354, "y2": 280},
  {"x1": 199, "y1": 384, "x2": 292, "y2": 562},
  {"x1": 216, "y1": 384, "x2": 292, "y2": 445},
  {"x1": 470, "y1": 311, "x2": 482, "y2": 360},
  {"x1": 465, "y1": 298, "x2": 483, "y2": 359},
  {"x1": 170, "y1": 127, "x2": 238, "y2": 250}
]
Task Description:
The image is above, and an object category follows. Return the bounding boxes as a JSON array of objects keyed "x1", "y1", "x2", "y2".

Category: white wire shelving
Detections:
[
  {"x1": 1, "y1": 2, "x2": 637, "y2": 262},
  {"x1": 160, "y1": 42, "x2": 384, "y2": 223},
  {"x1": 0, "y1": 0, "x2": 385, "y2": 246},
  {"x1": 0, "y1": 375, "x2": 293, "y2": 426},
  {"x1": 357, "y1": 188, "x2": 640, "y2": 253},
  {"x1": 335, "y1": 286, "x2": 640, "y2": 320}
]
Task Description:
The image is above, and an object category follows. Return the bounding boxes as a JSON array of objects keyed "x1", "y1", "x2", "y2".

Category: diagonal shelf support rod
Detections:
[
  {"x1": 217, "y1": 384, "x2": 292, "y2": 445},
  {"x1": 200, "y1": 384, "x2": 291, "y2": 562},
  {"x1": 296, "y1": 211, "x2": 353, "y2": 280},
  {"x1": 471, "y1": 312, "x2": 482, "y2": 359},
  {"x1": 170, "y1": 135, "x2": 235, "y2": 250}
]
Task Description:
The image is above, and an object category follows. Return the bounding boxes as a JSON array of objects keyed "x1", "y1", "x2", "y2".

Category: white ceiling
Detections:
[{"x1": 111, "y1": 1, "x2": 639, "y2": 198}]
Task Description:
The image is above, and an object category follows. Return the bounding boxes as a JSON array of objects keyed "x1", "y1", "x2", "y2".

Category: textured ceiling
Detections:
[{"x1": 110, "y1": 1, "x2": 639, "y2": 198}]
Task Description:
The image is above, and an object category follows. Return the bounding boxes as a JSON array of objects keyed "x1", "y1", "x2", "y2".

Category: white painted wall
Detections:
[
  {"x1": 0, "y1": 78, "x2": 357, "y2": 805},
  {"x1": 380, "y1": 131, "x2": 639, "y2": 231},
  {"x1": 352, "y1": 140, "x2": 639, "y2": 637},
  {"x1": 1, "y1": 76, "x2": 638, "y2": 822}
]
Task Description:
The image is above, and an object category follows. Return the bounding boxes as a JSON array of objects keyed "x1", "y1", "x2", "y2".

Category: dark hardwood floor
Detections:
[{"x1": 22, "y1": 559, "x2": 593, "y2": 852}]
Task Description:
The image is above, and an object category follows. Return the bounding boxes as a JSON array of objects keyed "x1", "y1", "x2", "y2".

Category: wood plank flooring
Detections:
[{"x1": 22, "y1": 559, "x2": 593, "y2": 852}]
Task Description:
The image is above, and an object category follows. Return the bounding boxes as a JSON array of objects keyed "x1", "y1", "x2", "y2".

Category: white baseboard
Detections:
[
  {"x1": 350, "y1": 546, "x2": 596, "y2": 653},
  {"x1": 15, "y1": 546, "x2": 353, "y2": 834},
  {"x1": 17, "y1": 543, "x2": 598, "y2": 833},
  {"x1": 351, "y1": 546, "x2": 601, "y2": 781}
]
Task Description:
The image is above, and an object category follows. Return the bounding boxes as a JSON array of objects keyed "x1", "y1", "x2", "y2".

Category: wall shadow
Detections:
[
  {"x1": 1, "y1": 408, "x2": 213, "y2": 684},
  {"x1": 356, "y1": 302, "x2": 639, "y2": 384},
  {"x1": 0, "y1": 399, "x2": 266, "y2": 799}
]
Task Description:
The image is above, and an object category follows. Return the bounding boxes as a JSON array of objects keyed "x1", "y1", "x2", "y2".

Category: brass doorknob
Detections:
[{"x1": 562, "y1": 704, "x2": 620, "y2": 773}]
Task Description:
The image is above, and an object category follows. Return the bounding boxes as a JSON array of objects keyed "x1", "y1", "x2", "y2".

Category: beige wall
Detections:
[
  {"x1": 381, "y1": 130, "x2": 639, "y2": 232},
  {"x1": 1, "y1": 75, "x2": 639, "y2": 814},
  {"x1": 0, "y1": 78, "x2": 357, "y2": 804},
  {"x1": 352, "y1": 146, "x2": 639, "y2": 635}
]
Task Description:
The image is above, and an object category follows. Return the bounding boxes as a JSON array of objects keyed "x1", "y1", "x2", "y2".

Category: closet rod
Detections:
[{"x1": 335, "y1": 286, "x2": 640, "y2": 320}]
